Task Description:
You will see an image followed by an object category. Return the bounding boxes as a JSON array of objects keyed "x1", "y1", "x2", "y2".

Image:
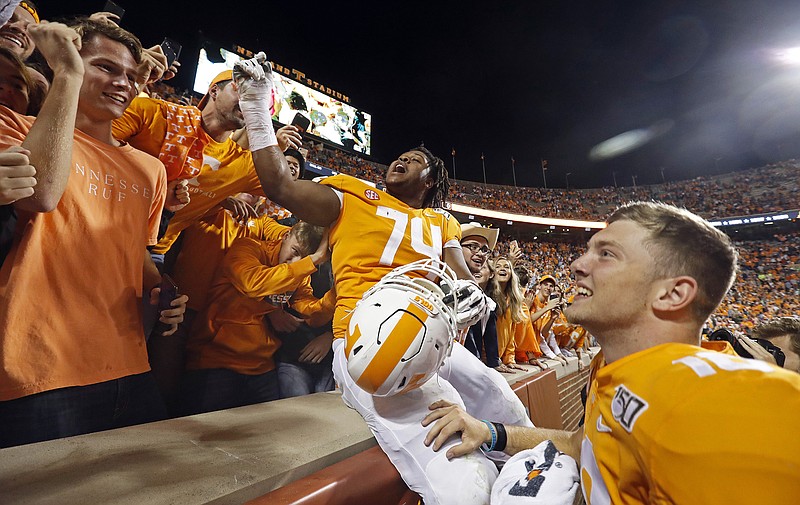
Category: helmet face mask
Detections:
[{"x1": 346, "y1": 259, "x2": 459, "y2": 397}]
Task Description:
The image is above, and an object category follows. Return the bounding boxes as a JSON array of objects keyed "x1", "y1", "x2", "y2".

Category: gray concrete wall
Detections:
[{"x1": 0, "y1": 353, "x2": 593, "y2": 504}]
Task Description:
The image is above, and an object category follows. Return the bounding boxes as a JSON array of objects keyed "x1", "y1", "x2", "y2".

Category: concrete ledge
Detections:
[
  {"x1": 0, "y1": 392, "x2": 375, "y2": 505},
  {"x1": 0, "y1": 350, "x2": 599, "y2": 504}
]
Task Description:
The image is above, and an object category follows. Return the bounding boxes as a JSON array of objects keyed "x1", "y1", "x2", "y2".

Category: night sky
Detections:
[{"x1": 43, "y1": 0, "x2": 800, "y2": 188}]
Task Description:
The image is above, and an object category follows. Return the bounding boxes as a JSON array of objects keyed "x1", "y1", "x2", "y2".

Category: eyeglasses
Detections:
[{"x1": 462, "y1": 242, "x2": 491, "y2": 255}]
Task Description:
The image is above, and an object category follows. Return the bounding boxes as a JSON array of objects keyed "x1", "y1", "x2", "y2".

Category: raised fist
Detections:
[
  {"x1": 27, "y1": 21, "x2": 82, "y2": 76},
  {"x1": 233, "y1": 51, "x2": 269, "y2": 81},
  {"x1": 233, "y1": 52, "x2": 273, "y2": 99}
]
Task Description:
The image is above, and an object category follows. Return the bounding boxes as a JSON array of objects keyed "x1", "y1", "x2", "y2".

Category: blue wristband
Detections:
[{"x1": 480, "y1": 420, "x2": 497, "y2": 452}]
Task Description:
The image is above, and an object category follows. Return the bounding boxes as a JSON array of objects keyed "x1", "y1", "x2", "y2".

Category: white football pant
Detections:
[{"x1": 333, "y1": 340, "x2": 534, "y2": 505}]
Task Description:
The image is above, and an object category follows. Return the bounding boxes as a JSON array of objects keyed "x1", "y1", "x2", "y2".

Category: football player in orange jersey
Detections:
[
  {"x1": 423, "y1": 201, "x2": 800, "y2": 504},
  {"x1": 232, "y1": 55, "x2": 533, "y2": 505}
]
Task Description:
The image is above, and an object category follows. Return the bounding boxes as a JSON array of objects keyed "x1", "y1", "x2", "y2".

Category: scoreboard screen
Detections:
[{"x1": 193, "y1": 46, "x2": 372, "y2": 155}]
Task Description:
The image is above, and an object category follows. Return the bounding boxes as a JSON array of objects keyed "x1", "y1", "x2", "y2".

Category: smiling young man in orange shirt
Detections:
[{"x1": 0, "y1": 19, "x2": 185, "y2": 448}]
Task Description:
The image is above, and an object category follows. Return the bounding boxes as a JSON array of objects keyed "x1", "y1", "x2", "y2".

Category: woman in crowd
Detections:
[
  {"x1": 492, "y1": 256, "x2": 527, "y2": 370},
  {"x1": 463, "y1": 258, "x2": 515, "y2": 373},
  {"x1": 512, "y1": 263, "x2": 548, "y2": 368}
]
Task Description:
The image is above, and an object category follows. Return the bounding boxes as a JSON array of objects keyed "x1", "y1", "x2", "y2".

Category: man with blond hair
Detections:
[{"x1": 424, "y1": 201, "x2": 800, "y2": 504}]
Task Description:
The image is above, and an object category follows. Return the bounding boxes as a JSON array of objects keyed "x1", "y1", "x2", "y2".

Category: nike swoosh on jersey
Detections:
[{"x1": 596, "y1": 414, "x2": 612, "y2": 433}]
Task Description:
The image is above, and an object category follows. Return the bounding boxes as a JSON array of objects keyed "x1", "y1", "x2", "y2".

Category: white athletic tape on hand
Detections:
[
  {"x1": 234, "y1": 52, "x2": 277, "y2": 151},
  {"x1": 239, "y1": 100, "x2": 277, "y2": 151}
]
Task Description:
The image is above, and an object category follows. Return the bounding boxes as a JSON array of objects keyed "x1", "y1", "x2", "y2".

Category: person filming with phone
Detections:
[{"x1": 528, "y1": 274, "x2": 569, "y2": 366}]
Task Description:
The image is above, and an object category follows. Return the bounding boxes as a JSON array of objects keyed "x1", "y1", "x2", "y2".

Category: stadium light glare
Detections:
[
  {"x1": 588, "y1": 119, "x2": 674, "y2": 161},
  {"x1": 772, "y1": 47, "x2": 800, "y2": 65},
  {"x1": 449, "y1": 203, "x2": 606, "y2": 229}
]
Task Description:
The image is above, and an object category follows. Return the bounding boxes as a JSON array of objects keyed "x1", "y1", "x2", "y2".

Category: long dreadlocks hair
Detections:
[{"x1": 412, "y1": 146, "x2": 450, "y2": 209}]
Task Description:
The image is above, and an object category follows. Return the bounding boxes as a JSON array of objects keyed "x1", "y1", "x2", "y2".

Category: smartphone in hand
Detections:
[
  {"x1": 151, "y1": 274, "x2": 179, "y2": 337},
  {"x1": 158, "y1": 274, "x2": 178, "y2": 312},
  {"x1": 291, "y1": 112, "x2": 311, "y2": 133},
  {"x1": 160, "y1": 37, "x2": 182, "y2": 68},
  {"x1": 102, "y1": 0, "x2": 125, "y2": 20}
]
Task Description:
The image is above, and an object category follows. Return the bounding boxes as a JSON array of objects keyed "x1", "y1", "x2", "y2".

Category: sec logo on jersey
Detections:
[{"x1": 364, "y1": 189, "x2": 381, "y2": 200}]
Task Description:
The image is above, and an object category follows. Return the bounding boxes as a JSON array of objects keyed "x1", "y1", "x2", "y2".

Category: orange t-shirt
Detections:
[
  {"x1": 496, "y1": 306, "x2": 516, "y2": 364},
  {"x1": 551, "y1": 311, "x2": 587, "y2": 350},
  {"x1": 514, "y1": 289, "x2": 543, "y2": 362},
  {"x1": 171, "y1": 210, "x2": 288, "y2": 312},
  {"x1": 581, "y1": 343, "x2": 800, "y2": 504},
  {"x1": 0, "y1": 108, "x2": 166, "y2": 401},
  {"x1": 318, "y1": 175, "x2": 462, "y2": 343},
  {"x1": 112, "y1": 96, "x2": 211, "y2": 181},
  {"x1": 185, "y1": 237, "x2": 335, "y2": 375}
]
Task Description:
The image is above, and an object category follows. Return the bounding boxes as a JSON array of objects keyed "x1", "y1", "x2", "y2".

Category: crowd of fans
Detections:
[
  {"x1": 716, "y1": 233, "x2": 800, "y2": 331},
  {"x1": 348, "y1": 157, "x2": 798, "y2": 221},
  {"x1": 259, "y1": 131, "x2": 798, "y2": 221},
  {"x1": 0, "y1": 2, "x2": 795, "y2": 460},
  {"x1": 489, "y1": 233, "x2": 800, "y2": 335}
]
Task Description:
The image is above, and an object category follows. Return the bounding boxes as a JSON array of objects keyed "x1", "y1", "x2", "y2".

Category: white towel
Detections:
[{"x1": 491, "y1": 440, "x2": 579, "y2": 505}]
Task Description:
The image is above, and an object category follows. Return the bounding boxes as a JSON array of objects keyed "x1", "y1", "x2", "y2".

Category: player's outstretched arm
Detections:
[
  {"x1": 234, "y1": 53, "x2": 340, "y2": 227},
  {"x1": 251, "y1": 147, "x2": 341, "y2": 227}
]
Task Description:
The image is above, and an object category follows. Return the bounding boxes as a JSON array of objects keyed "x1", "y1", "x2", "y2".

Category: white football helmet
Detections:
[{"x1": 345, "y1": 259, "x2": 460, "y2": 397}]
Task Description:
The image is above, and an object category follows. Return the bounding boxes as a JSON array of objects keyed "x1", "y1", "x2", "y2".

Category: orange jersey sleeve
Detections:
[
  {"x1": 290, "y1": 281, "x2": 336, "y2": 328},
  {"x1": 581, "y1": 343, "x2": 800, "y2": 505},
  {"x1": 151, "y1": 139, "x2": 264, "y2": 255},
  {"x1": 172, "y1": 210, "x2": 290, "y2": 311},
  {"x1": 222, "y1": 238, "x2": 318, "y2": 300},
  {"x1": 186, "y1": 237, "x2": 319, "y2": 375}
]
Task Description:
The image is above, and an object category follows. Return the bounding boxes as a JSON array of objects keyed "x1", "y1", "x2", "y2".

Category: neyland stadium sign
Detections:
[{"x1": 234, "y1": 46, "x2": 351, "y2": 104}]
